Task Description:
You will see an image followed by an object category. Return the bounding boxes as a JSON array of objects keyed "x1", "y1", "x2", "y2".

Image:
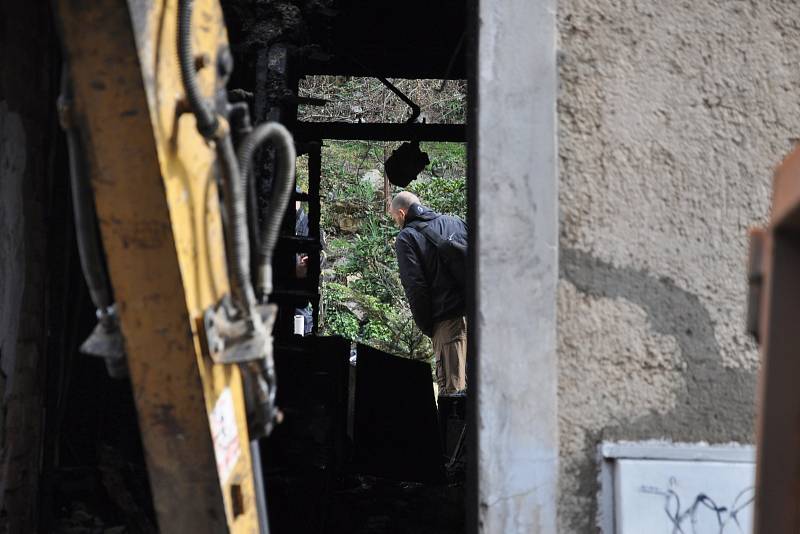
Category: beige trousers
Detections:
[{"x1": 432, "y1": 316, "x2": 467, "y2": 394}]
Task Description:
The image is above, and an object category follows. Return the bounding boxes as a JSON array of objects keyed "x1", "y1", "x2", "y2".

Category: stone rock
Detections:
[
  {"x1": 338, "y1": 214, "x2": 360, "y2": 234},
  {"x1": 361, "y1": 169, "x2": 384, "y2": 192},
  {"x1": 343, "y1": 300, "x2": 366, "y2": 321},
  {"x1": 329, "y1": 199, "x2": 365, "y2": 233}
]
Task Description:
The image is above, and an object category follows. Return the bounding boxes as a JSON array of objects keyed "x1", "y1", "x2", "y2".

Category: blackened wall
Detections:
[{"x1": 0, "y1": 2, "x2": 60, "y2": 531}]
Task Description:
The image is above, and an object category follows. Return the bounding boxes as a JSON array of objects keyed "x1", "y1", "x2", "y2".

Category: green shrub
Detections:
[{"x1": 408, "y1": 175, "x2": 466, "y2": 221}]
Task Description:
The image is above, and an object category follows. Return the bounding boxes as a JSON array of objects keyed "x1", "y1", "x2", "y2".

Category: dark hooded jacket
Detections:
[{"x1": 395, "y1": 203, "x2": 467, "y2": 337}]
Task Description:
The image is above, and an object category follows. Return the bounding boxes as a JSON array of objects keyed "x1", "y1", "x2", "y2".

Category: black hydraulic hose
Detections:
[
  {"x1": 227, "y1": 102, "x2": 261, "y2": 256},
  {"x1": 217, "y1": 132, "x2": 258, "y2": 316},
  {"x1": 247, "y1": 157, "x2": 261, "y2": 256},
  {"x1": 178, "y1": 0, "x2": 257, "y2": 317},
  {"x1": 237, "y1": 123, "x2": 296, "y2": 298},
  {"x1": 178, "y1": 0, "x2": 219, "y2": 139},
  {"x1": 58, "y1": 72, "x2": 114, "y2": 320}
]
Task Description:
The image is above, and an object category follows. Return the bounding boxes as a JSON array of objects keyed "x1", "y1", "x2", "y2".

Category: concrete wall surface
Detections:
[
  {"x1": 556, "y1": 1, "x2": 800, "y2": 531},
  {"x1": 476, "y1": 0, "x2": 559, "y2": 532}
]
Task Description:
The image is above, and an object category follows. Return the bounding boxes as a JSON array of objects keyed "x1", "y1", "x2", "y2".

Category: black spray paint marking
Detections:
[{"x1": 640, "y1": 482, "x2": 754, "y2": 534}]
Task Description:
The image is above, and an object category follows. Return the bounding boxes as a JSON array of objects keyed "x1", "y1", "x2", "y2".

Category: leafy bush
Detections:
[{"x1": 409, "y1": 175, "x2": 466, "y2": 221}]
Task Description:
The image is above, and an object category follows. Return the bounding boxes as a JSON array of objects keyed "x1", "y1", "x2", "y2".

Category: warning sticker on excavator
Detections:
[{"x1": 209, "y1": 388, "x2": 241, "y2": 484}]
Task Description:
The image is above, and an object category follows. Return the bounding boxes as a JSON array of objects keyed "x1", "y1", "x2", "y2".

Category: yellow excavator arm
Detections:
[{"x1": 55, "y1": 1, "x2": 291, "y2": 531}]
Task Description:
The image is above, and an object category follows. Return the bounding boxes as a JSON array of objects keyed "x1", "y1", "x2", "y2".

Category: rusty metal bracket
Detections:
[
  {"x1": 202, "y1": 298, "x2": 276, "y2": 365},
  {"x1": 202, "y1": 297, "x2": 280, "y2": 438}
]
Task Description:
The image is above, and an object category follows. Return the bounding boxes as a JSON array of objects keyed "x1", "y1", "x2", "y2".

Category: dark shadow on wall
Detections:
[{"x1": 560, "y1": 247, "x2": 757, "y2": 533}]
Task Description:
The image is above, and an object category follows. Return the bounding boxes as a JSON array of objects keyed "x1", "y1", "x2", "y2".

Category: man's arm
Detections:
[{"x1": 396, "y1": 233, "x2": 433, "y2": 337}]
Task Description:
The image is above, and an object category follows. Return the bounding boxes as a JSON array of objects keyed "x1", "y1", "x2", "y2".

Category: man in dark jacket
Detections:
[{"x1": 390, "y1": 191, "x2": 467, "y2": 395}]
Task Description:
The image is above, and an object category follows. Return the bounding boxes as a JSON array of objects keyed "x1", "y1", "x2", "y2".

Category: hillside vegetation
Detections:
[{"x1": 296, "y1": 77, "x2": 466, "y2": 364}]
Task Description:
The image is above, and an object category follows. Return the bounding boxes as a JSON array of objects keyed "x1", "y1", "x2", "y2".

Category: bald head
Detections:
[
  {"x1": 389, "y1": 191, "x2": 421, "y2": 228},
  {"x1": 391, "y1": 191, "x2": 420, "y2": 212}
]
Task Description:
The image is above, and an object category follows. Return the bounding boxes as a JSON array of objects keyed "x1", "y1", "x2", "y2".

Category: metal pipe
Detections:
[
  {"x1": 237, "y1": 122, "x2": 296, "y2": 299},
  {"x1": 375, "y1": 75, "x2": 421, "y2": 123},
  {"x1": 249, "y1": 440, "x2": 271, "y2": 534},
  {"x1": 347, "y1": 56, "x2": 421, "y2": 123},
  {"x1": 59, "y1": 69, "x2": 127, "y2": 378},
  {"x1": 58, "y1": 72, "x2": 113, "y2": 319}
]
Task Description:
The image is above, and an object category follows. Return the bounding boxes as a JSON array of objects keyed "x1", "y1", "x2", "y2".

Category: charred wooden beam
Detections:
[{"x1": 294, "y1": 121, "x2": 466, "y2": 142}]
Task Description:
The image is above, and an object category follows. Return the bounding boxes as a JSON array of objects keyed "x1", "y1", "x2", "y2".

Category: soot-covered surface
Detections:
[{"x1": 264, "y1": 339, "x2": 466, "y2": 534}]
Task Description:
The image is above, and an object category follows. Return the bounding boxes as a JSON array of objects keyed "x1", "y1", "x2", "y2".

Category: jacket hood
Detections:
[{"x1": 403, "y1": 203, "x2": 438, "y2": 226}]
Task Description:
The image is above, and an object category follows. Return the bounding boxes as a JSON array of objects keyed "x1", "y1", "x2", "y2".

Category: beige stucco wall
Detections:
[{"x1": 556, "y1": 1, "x2": 800, "y2": 531}]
